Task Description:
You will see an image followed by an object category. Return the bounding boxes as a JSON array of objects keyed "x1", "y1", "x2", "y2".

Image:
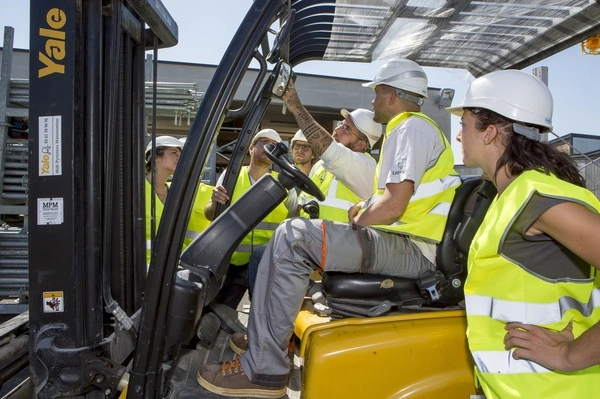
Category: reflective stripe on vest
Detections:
[
  {"x1": 471, "y1": 350, "x2": 552, "y2": 374},
  {"x1": 319, "y1": 179, "x2": 356, "y2": 210},
  {"x1": 146, "y1": 240, "x2": 153, "y2": 271},
  {"x1": 466, "y1": 288, "x2": 600, "y2": 325},
  {"x1": 233, "y1": 222, "x2": 283, "y2": 255},
  {"x1": 368, "y1": 112, "x2": 460, "y2": 243},
  {"x1": 465, "y1": 170, "x2": 600, "y2": 399},
  {"x1": 229, "y1": 168, "x2": 289, "y2": 265},
  {"x1": 303, "y1": 160, "x2": 365, "y2": 222},
  {"x1": 365, "y1": 174, "x2": 458, "y2": 221}
]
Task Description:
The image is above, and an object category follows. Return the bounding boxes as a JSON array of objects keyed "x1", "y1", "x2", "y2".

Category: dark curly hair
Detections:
[{"x1": 469, "y1": 108, "x2": 586, "y2": 188}]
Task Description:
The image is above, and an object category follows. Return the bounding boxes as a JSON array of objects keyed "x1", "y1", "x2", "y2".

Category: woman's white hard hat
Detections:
[
  {"x1": 446, "y1": 69, "x2": 553, "y2": 133},
  {"x1": 145, "y1": 136, "x2": 184, "y2": 158}
]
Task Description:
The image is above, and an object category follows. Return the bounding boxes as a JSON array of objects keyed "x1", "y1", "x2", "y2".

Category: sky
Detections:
[{"x1": 2, "y1": 1, "x2": 599, "y2": 162}]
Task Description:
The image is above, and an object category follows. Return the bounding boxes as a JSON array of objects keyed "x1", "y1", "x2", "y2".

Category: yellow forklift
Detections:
[{"x1": 2, "y1": 0, "x2": 599, "y2": 398}]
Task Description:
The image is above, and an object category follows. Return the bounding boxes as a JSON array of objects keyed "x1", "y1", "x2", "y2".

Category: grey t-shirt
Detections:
[
  {"x1": 501, "y1": 192, "x2": 591, "y2": 281},
  {"x1": 376, "y1": 116, "x2": 445, "y2": 193}
]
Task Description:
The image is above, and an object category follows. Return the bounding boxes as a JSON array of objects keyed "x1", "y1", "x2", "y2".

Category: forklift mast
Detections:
[
  {"x1": 28, "y1": 0, "x2": 177, "y2": 397},
  {"x1": 26, "y1": 0, "x2": 291, "y2": 396}
]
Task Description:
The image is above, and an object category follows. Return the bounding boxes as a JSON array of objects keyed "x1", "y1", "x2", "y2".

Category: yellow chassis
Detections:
[{"x1": 295, "y1": 307, "x2": 476, "y2": 398}]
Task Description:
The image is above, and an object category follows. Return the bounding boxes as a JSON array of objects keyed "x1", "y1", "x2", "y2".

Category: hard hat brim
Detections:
[
  {"x1": 362, "y1": 81, "x2": 378, "y2": 89},
  {"x1": 445, "y1": 106, "x2": 464, "y2": 117}
]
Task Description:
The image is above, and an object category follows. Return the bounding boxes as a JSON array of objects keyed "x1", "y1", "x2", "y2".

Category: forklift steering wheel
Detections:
[{"x1": 264, "y1": 143, "x2": 325, "y2": 201}]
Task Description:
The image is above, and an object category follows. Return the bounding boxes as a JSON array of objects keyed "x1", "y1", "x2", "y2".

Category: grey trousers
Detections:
[{"x1": 239, "y1": 218, "x2": 434, "y2": 387}]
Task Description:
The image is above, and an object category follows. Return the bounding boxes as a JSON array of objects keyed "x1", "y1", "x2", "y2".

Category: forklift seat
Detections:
[{"x1": 319, "y1": 177, "x2": 497, "y2": 318}]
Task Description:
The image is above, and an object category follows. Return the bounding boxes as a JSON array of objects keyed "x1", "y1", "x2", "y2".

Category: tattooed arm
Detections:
[{"x1": 282, "y1": 81, "x2": 333, "y2": 157}]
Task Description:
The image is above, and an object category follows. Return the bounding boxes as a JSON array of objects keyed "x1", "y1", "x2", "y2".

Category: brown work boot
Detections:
[
  {"x1": 229, "y1": 332, "x2": 248, "y2": 355},
  {"x1": 229, "y1": 333, "x2": 295, "y2": 369},
  {"x1": 197, "y1": 357, "x2": 287, "y2": 398}
]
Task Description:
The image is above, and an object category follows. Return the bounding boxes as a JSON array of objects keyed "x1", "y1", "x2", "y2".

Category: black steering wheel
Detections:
[{"x1": 264, "y1": 143, "x2": 325, "y2": 201}]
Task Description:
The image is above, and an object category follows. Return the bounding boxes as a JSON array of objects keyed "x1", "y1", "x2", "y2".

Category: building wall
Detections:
[
  {"x1": 151, "y1": 58, "x2": 454, "y2": 143},
  {"x1": 1, "y1": 48, "x2": 454, "y2": 141},
  {"x1": 0, "y1": 48, "x2": 28, "y2": 79}
]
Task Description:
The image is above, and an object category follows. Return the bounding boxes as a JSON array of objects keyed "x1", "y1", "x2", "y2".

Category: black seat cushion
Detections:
[{"x1": 322, "y1": 272, "x2": 420, "y2": 304}]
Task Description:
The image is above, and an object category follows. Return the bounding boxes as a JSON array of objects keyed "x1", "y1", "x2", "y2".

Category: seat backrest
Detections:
[
  {"x1": 435, "y1": 177, "x2": 497, "y2": 304},
  {"x1": 453, "y1": 180, "x2": 497, "y2": 256}
]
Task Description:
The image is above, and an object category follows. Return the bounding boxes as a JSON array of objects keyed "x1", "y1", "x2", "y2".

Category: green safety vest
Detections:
[
  {"x1": 145, "y1": 179, "x2": 165, "y2": 268},
  {"x1": 229, "y1": 167, "x2": 289, "y2": 266},
  {"x1": 182, "y1": 183, "x2": 214, "y2": 249},
  {"x1": 465, "y1": 170, "x2": 600, "y2": 399},
  {"x1": 301, "y1": 157, "x2": 371, "y2": 222},
  {"x1": 369, "y1": 112, "x2": 460, "y2": 243}
]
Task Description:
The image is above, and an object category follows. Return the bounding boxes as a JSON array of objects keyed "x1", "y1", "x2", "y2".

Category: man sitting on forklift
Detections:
[{"x1": 197, "y1": 59, "x2": 461, "y2": 398}]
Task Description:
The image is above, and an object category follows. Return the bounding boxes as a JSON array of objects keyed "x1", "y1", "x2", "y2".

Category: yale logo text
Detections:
[{"x1": 39, "y1": 8, "x2": 67, "y2": 78}]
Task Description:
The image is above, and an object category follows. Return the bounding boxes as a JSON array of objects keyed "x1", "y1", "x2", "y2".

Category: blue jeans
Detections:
[
  {"x1": 248, "y1": 245, "x2": 267, "y2": 296},
  {"x1": 215, "y1": 263, "x2": 248, "y2": 309}
]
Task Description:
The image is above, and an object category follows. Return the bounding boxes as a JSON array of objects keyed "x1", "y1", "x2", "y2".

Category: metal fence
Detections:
[{"x1": 579, "y1": 159, "x2": 600, "y2": 199}]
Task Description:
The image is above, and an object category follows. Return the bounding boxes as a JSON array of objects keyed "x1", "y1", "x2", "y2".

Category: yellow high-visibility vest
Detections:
[
  {"x1": 369, "y1": 112, "x2": 460, "y2": 243},
  {"x1": 466, "y1": 170, "x2": 600, "y2": 399},
  {"x1": 182, "y1": 183, "x2": 214, "y2": 249},
  {"x1": 145, "y1": 179, "x2": 165, "y2": 268},
  {"x1": 301, "y1": 157, "x2": 370, "y2": 222},
  {"x1": 229, "y1": 168, "x2": 289, "y2": 265}
]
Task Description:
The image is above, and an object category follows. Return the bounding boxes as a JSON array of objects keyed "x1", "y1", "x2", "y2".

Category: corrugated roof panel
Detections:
[{"x1": 288, "y1": 0, "x2": 600, "y2": 76}]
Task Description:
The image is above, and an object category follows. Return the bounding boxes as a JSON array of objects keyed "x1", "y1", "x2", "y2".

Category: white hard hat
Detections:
[
  {"x1": 291, "y1": 129, "x2": 308, "y2": 144},
  {"x1": 340, "y1": 108, "x2": 383, "y2": 148},
  {"x1": 446, "y1": 70, "x2": 553, "y2": 133},
  {"x1": 362, "y1": 59, "x2": 428, "y2": 98},
  {"x1": 251, "y1": 128, "x2": 281, "y2": 145},
  {"x1": 145, "y1": 135, "x2": 184, "y2": 158},
  {"x1": 178, "y1": 137, "x2": 187, "y2": 145}
]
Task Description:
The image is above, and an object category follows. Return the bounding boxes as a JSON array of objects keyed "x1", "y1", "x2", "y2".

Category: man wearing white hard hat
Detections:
[
  {"x1": 353, "y1": 59, "x2": 460, "y2": 269},
  {"x1": 203, "y1": 128, "x2": 297, "y2": 309},
  {"x1": 144, "y1": 136, "x2": 184, "y2": 269},
  {"x1": 247, "y1": 93, "x2": 384, "y2": 298},
  {"x1": 289, "y1": 129, "x2": 316, "y2": 176},
  {"x1": 197, "y1": 60, "x2": 460, "y2": 397},
  {"x1": 244, "y1": 128, "x2": 317, "y2": 297},
  {"x1": 284, "y1": 84, "x2": 383, "y2": 220}
]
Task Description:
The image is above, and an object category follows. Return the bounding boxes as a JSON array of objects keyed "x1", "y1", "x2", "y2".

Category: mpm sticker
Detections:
[{"x1": 37, "y1": 197, "x2": 64, "y2": 225}]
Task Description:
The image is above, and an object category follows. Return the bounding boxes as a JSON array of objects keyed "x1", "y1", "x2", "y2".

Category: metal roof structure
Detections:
[{"x1": 287, "y1": 0, "x2": 600, "y2": 76}]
